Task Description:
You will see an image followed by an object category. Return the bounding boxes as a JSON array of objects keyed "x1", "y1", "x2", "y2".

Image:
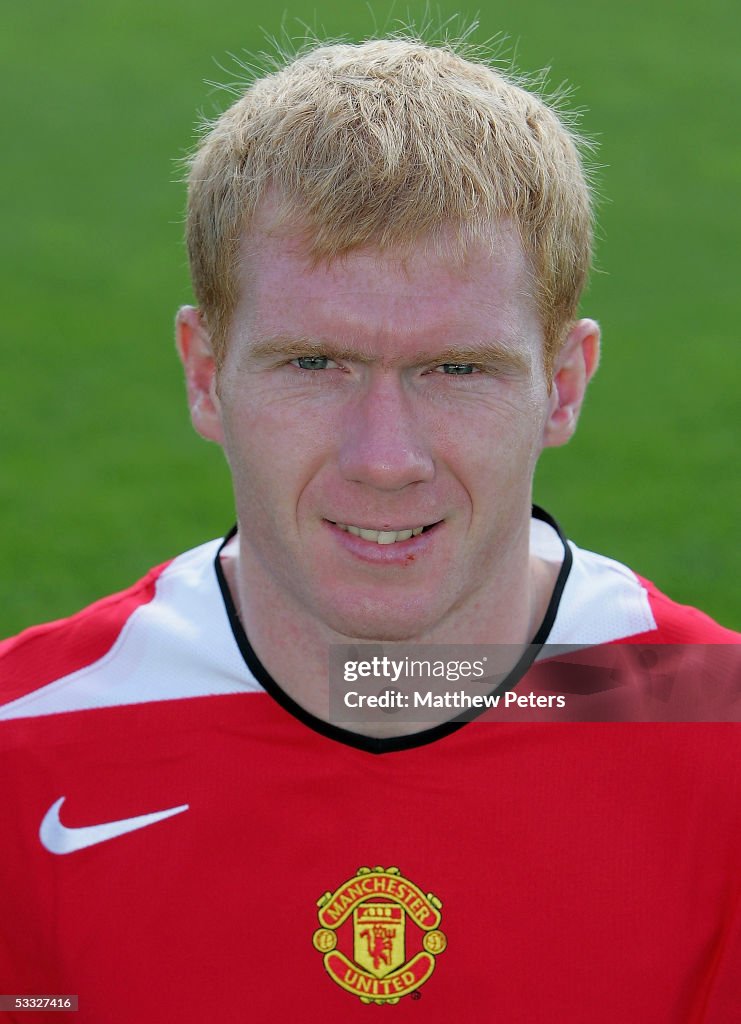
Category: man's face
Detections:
[{"x1": 181, "y1": 221, "x2": 591, "y2": 641}]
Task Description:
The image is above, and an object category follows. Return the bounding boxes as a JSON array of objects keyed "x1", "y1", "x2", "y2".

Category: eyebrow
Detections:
[{"x1": 247, "y1": 335, "x2": 531, "y2": 374}]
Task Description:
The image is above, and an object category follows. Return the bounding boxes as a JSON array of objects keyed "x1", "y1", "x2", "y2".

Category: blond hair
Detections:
[{"x1": 186, "y1": 37, "x2": 594, "y2": 371}]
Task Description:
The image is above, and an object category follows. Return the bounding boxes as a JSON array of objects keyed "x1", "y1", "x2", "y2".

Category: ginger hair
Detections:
[{"x1": 185, "y1": 37, "x2": 594, "y2": 373}]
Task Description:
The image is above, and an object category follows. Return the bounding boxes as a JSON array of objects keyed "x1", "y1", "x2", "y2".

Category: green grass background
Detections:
[{"x1": 2, "y1": 0, "x2": 738, "y2": 637}]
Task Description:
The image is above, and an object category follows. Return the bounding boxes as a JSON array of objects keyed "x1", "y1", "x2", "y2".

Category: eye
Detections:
[
  {"x1": 291, "y1": 355, "x2": 339, "y2": 371},
  {"x1": 435, "y1": 363, "x2": 478, "y2": 375}
]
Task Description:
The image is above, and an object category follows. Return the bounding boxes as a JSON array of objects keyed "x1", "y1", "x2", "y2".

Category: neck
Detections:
[{"x1": 220, "y1": 521, "x2": 562, "y2": 739}]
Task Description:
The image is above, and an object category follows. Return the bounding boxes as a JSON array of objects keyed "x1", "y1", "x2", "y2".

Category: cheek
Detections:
[
  {"x1": 220, "y1": 398, "x2": 332, "y2": 518},
  {"x1": 436, "y1": 392, "x2": 548, "y2": 478}
]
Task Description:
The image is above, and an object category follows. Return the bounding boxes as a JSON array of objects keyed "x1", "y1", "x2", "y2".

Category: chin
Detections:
[
  {"x1": 333, "y1": 621, "x2": 425, "y2": 642},
  {"x1": 318, "y1": 592, "x2": 441, "y2": 642}
]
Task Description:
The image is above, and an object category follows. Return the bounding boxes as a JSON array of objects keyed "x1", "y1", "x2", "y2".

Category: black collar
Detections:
[{"x1": 214, "y1": 505, "x2": 572, "y2": 755}]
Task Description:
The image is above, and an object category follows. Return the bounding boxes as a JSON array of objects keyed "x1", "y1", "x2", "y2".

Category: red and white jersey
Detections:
[{"x1": 1, "y1": 509, "x2": 739, "y2": 1023}]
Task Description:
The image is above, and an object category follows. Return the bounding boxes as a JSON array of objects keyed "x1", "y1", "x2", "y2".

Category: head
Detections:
[
  {"x1": 185, "y1": 36, "x2": 595, "y2": 378},
  {"x1": 178, "y1": 36, "x2": 600, "y2": 642}
]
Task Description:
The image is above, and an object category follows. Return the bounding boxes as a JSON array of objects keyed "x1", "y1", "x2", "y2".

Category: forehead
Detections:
[{"x1": 232, "y1": 218, "x2": 541, "y2": 357}]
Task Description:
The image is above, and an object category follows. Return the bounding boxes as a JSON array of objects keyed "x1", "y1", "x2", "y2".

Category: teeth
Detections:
[{"x1": 335, "y1": 523, "x2": 428, "y2": 544}]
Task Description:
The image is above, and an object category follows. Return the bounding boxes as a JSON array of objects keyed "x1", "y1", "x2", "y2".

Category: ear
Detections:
[
  {"x1": 175, "y1": 306, "x2": 224, "y2": 444},
  {"x1": 542, "y1": 318, "x2": 601, "y2": 449}
]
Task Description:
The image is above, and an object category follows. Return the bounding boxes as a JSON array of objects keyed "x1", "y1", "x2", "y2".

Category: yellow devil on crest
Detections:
[{"x1": 354, "y1": 903, "x2": 405, "y2": 977}]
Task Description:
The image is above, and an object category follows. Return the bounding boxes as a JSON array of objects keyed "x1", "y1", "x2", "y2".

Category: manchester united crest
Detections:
[{"x1": 313, "y1": 866, "x2": 446, "y2": 1004}]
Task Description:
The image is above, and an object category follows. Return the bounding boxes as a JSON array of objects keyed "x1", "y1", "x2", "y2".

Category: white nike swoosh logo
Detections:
[{"x1": 40, "y1": 796, "x2": 189, "y2": 855}]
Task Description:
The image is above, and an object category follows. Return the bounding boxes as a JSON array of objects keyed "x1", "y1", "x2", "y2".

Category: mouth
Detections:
[{"x1": 327, "y1": 521, "x2": 440, "y2": 545}]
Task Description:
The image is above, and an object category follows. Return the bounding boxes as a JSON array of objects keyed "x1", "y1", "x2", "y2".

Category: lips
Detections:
[{"x1": 325, "y1": 520, "x2": 438, "y2": 544}]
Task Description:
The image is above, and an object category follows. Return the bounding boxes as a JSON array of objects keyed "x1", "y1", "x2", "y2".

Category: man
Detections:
[{"x1": 1, "y1": 37, "x2": 738, "y2": 1022}]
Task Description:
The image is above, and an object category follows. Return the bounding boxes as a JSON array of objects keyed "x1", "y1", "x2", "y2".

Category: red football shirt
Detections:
[{"x1": 1, "y1": 510, "x2": 739, "y2": 1022}]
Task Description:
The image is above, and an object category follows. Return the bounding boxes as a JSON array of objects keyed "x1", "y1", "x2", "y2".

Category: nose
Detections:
[{"x1": 338, "y1": 373, "x2": 435, "y2": 490}]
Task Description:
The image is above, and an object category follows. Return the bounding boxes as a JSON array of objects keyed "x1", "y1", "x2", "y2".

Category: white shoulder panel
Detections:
[
  {"x1": 3, "y1": 521, "x2": 658, "y2": 721},
  {"x1": 0, "y1": 541, "x2": 262, "y2": 721},
  {"x1": 537, "y1": 527, "x2": 657, "y2": 645}
]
